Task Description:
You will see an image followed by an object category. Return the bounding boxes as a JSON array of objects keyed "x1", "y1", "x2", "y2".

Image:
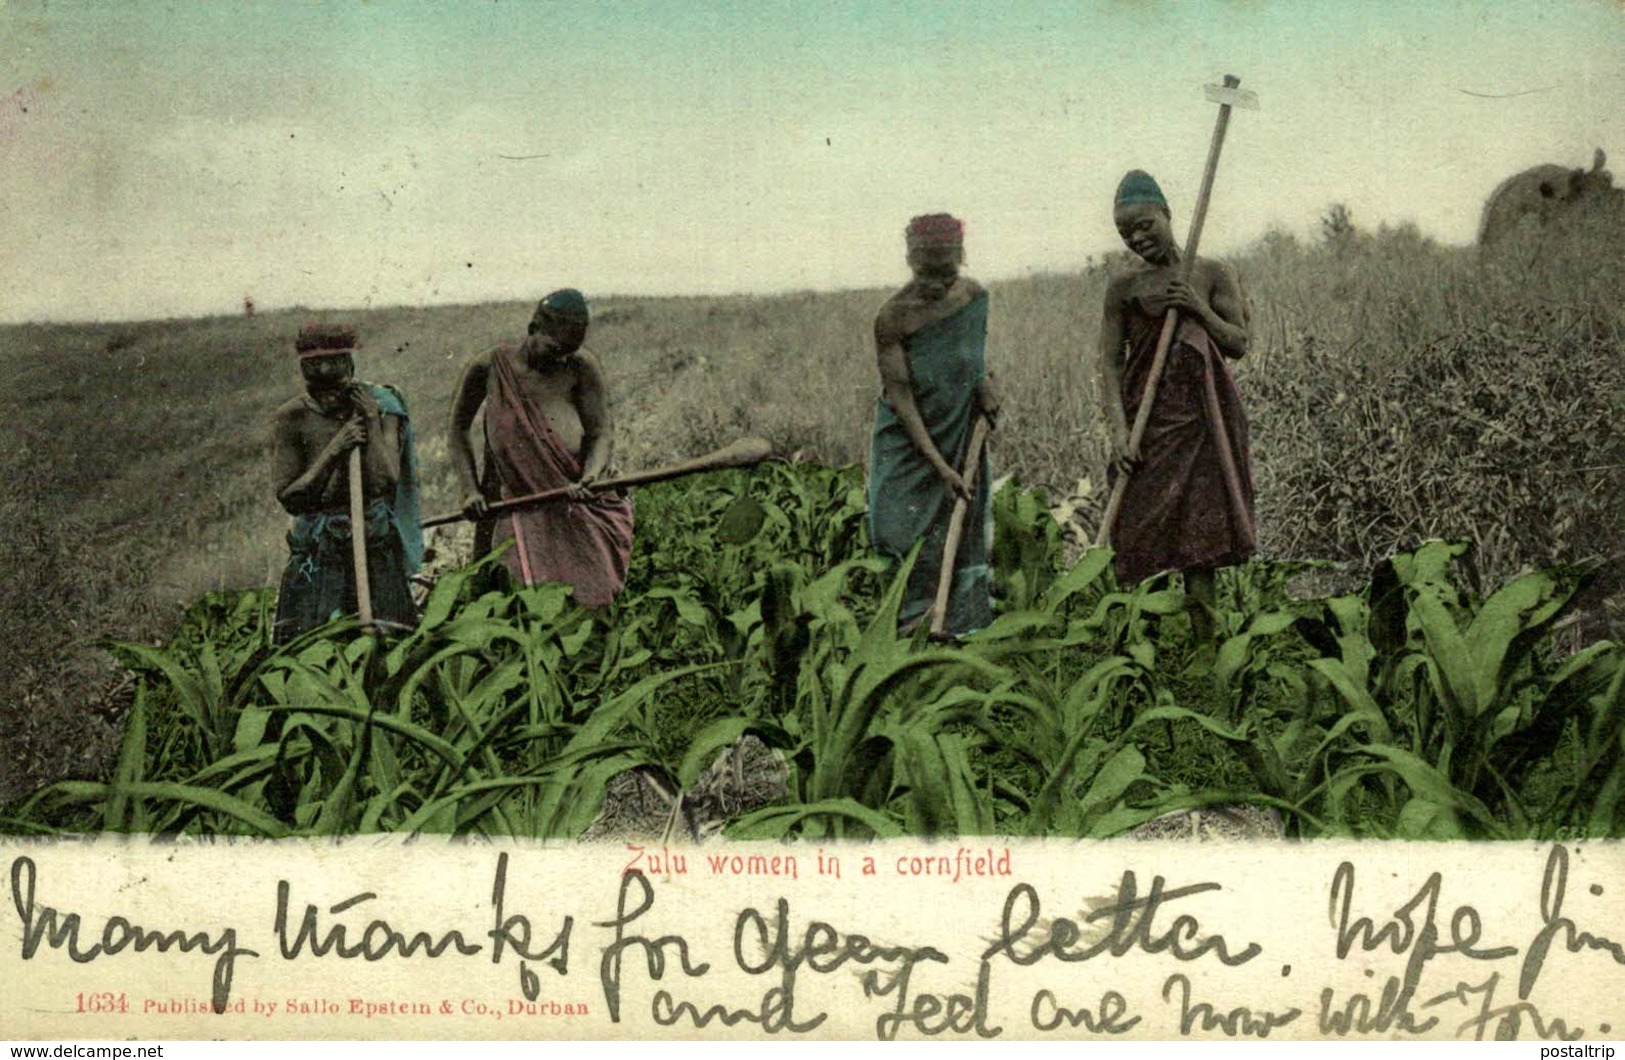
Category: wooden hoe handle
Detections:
[
  {"x1": 1097, "y1": 74, "x2": 1245, "y2": 549},
  {"x1": 930, "y1": 416, "x2": 991, "y2": 638},
  {"x1": 348, "y1": 447, "x2": 375, "y2": 632}
]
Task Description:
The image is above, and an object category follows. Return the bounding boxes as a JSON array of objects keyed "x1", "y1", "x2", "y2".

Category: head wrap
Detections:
[
  {"x1": 532, "y1": 287, "x2": 590, "y2": 328},
  {"x1": 905, "y1": 213, "x2": 965, "y2": 250},
  {"x1": 294, "y1": 322, "x2": 358, "y2": 359},
  {"x1": 1114, "y1": 170, "x2": 1168, "y2": 211}
]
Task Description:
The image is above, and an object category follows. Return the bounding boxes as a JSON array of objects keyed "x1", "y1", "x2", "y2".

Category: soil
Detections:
[{"x1": 582, "y1": 735, "x2": 789, "y2": 843}]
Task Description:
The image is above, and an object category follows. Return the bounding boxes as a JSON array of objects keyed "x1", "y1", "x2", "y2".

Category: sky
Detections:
[{"x1": 1, "y1": 0, "x2": 1622, "y2": 323}]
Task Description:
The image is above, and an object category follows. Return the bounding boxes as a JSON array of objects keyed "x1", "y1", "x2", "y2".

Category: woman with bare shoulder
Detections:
[
  {"x1": 1098, "y1": 171, "x2": 1256, "y2": 641},
  {"x1": 868, "y1": 213, "x2": 999, "y2": 637}
]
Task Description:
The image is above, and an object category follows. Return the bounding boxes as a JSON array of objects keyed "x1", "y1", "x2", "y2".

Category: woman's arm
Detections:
[
  {"x1": 272, "y1": 407, "x2": 362, "y2": 514},
  {"x1": 570, "y1": 351, "x2": 615, "y2": 496},
  {"x1": 1097, "y1": 277, "x2": 1135, "y2": 472},
  {"x1": 1165, "y1": 261, "x2": 1250, "y2": 358},
  {"x1": 447, "y1": 354, "x2": 492, "y2": 516},
  {"x1": 877, "y1": 314, "x2": 971, "y2": 501}
]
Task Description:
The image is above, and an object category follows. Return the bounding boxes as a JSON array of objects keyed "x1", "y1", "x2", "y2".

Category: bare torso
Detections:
[
  {"x1": 271, "y1": 394, "x2": 401, "y2": 512},
  {"x1": 1113, "y1": 257, "x2": 1222, "y2": 320},
  {"x1": 1102, "y1": 256, "x2": 1248, "y2": 380},
  {"x1": 449, "y1": 339, "x2": 616, "y2": 508},
  {"x1": 491, "y1": 346, "x2": 587, "y2": 458}
]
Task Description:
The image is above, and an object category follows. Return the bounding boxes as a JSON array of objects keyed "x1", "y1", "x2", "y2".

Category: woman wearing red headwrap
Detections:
[
  {"x1": 1099, "y1": 171, "x2": 1255, "y2": 641},
  {"x1": 867, "y1": 213, "x2": 999, "y2": 637},
  {"x1": 270, "y1": 322, "x2": 423, "y2": 641}
]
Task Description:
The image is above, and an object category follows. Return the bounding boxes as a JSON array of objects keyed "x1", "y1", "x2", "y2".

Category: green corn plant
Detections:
[
  {"x1": 1019, "y1": 654, "x2": 1146, "y2": 834},
  {"x1": 1212, "y1": 608, "x2": 1306, "y2": 720},
  {"x1": 672, "y1": 562, "x2": 807, "y2": 795},
  {"x1": 990, "y1": 479, "x2": 1066, "y2": 611},
  {"x1": 20, "y1": 778, "x2": 292, "y2": 838},
  {"x1": 1374, "y1": 545, "x2": 1597, "y2": 828},
  {"x1": 720, "y1": 550, "x2": 1003, "y2": 837},
  {"x1": 14, "y1": 469, "x2": 1625, "y2": 846},
  {"x1": 803, "y1": 552, "x2": 997, "y2": 807},
  {"x1": 400, "y1": 661, "x2": 723, "y2": 837},
  {"x1": 1570, "y1": 654, "x2": 1625, "y2": 836},
  {"x1": 103, "y1": 682, "x2": 150, "y2": 832},
  {"x1": 103, "y1": 634, "x2": 254, "y2": 765},
  {"x1": 1291, "y1": 542, "x2": 1611, "y2": 837}
]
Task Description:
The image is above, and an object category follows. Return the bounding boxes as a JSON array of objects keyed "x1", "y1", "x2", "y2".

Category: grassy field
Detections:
[{"x1": 1, "y1": 210, "x2": 1622, "y2": 806}]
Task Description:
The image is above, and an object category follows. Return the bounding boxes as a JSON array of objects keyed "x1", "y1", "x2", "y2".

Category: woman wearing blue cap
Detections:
[
  {"x1": 447, "y1": 289, "x2": 634, "y2": 606},
  {"x1": 1098, "y1": 170, "x2": 1256, "y2": 641}
]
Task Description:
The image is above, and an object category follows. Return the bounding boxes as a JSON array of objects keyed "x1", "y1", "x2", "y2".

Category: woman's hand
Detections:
[
  {"x1": 937, "y1": 463, "x2": 973, "y2": 503},
  {"x1": 1109, "y1": 424, "x2": 1139, "y2": 479},
  {"x1": 976, "y1": 376, "x2": 1001, "y2": 427},
  {"x1": 325, "y1": 416, "x2": 368, "y2": 459},
  {"x1": 1162, "y1": 279, "x2": 1210, "y2": 317},
  {"x1": 1140, "y1": 279, "x2": 1212, "y2": 321},
  {"x1": 565, "y1": 470, "x2": 601, "y2": 501}
]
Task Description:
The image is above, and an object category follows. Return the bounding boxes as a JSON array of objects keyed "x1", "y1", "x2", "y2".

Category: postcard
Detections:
[{"x1": 2, "y1": 0, "x2": 1623, "y2": 1042}]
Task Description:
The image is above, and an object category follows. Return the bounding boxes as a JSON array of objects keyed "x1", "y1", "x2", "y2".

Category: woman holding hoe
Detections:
[
  {"x1": 868, "y1": 213, "x2": 998, "y2": 638},
  {"x1": 270, "y1": 322, "x2": 423, "y2": 642},
  {"x1": 1098, "y1": 170, "x2": 1255, "y2": 641}
]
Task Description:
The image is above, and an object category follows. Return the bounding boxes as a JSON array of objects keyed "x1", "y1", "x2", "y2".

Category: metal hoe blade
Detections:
[{"x1": 1204, "y1": 83, "x2": 1260, "y2": 110}]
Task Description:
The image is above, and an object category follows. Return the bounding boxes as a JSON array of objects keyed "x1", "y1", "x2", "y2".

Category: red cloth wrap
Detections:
[
  {"x1": 1113, "y1": 310, "x2": 1256, "y2": 585},
  {"x1": 482, "y1": 346, "x2": 634, "y2": 606}
]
